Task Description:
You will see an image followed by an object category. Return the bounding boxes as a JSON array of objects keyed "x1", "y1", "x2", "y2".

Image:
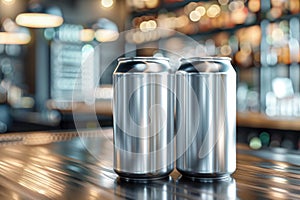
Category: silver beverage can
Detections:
[
  {"x1": 113, "y1": 57, "x2": 175, "y2": 180},
  {"x1": 176, "y1": 57, "x2": 236, "y2": 180}
]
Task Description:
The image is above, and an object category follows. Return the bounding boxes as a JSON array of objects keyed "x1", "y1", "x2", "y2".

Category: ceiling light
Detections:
[
  {"x1": 0, "y1": 32, "x2": 31, "y2": 45},
  {"x1": 93, "y1": 18, "x2": 119, "y2": 42},
  {"x1": 15, "y1": 2, "x2": 63, "y2": 28},
  {"x1": 101, "y1": 0, "x2": 113, "y2": 8},
  {"x1": 1, "y1": 0, "x2": 15, "y2": 5},
  {"x1": 80, "y1": 29, "x2": 95, "y2": 42},
  {"x1": 16, "y1": 13, "x2": 63, "y2": 28}
]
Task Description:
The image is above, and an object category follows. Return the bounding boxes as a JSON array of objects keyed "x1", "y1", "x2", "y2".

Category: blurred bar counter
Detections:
[
  {"x1": 237, "y1": 112, "x2": 300, "y2": 131},
  {"x1": 0, "y1": 128, "x2": 299, "y2": 199}
]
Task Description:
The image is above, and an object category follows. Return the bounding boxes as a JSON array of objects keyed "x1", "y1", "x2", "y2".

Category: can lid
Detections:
[
  {"x1": 115, "y1": 57, "x2": 173, "y2": 73},
  {"x1": 178, "y1": 57, "x2": 232, "y2": 73}
]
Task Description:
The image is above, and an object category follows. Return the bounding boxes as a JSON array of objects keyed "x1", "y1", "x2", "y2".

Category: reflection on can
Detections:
[
  {"x1": 113, "y1": 57, "x2": 175, "y2": 180},
  {"x1": 176, "y1": 57, "x2": 236, "y2": 180}
]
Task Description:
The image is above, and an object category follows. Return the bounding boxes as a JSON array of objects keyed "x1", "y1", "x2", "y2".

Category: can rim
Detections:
[
  {"x1": 180, "y1": 57, "x2": 231, "y2": 63},
  {"x1": 118, "y1": 57, "x2": 169, "y2": 62}
]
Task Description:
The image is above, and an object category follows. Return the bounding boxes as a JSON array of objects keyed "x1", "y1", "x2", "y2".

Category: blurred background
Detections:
[{"x1": 0, "y1": 0, "x2": 299, "y2": 151}]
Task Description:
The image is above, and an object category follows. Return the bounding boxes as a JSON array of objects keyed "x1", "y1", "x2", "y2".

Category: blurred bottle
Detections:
[
  {"x1": 0, "y1": 82, "x2": 11, "y2": 133},
  {"x1": 237, "y1": 128, "x2": 247, "y2": 143},
  {"x1": 269, "y1": 133, "x2": 282, "y2": 148},
  {"x1": 0, "y1": 104, "x2": 10, "y2": 133},
  {"x1": 281, "y1": 135, "x2": 296, "y2": 150},
  {"x1": 247, "y1": 131, "x2": 262, "y2": 150},
  {"x1": 259, "y1": 131, "x2": 270, "y2": 147}
]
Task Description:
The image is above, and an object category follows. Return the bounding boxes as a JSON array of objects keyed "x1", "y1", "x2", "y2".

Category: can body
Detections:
[
  {"x1": 176, "y1": 57, "x2": 236, "y2": 179},
  {"x1": 113, "y1": 57, "x2": 174, "y2": 180}
]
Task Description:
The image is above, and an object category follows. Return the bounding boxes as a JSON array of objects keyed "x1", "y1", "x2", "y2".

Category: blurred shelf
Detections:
[
  {"x1": 47, "y1": 99, "x2": 113, "y2": 116},
  {"x1": 237, "y1": 112, "x2": 300, "y2": 131}
]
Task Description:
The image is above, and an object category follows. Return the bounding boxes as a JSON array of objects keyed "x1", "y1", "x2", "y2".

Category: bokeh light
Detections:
[
  {"x1": 101, "y1": 0, "x2": 113, "y2": 8},
  {"x1": 207, "y1": 4, "x2": 221, "y2": 18},
  {"x1": 189, "y1": 10, "x2": 201, "y2": 22}
]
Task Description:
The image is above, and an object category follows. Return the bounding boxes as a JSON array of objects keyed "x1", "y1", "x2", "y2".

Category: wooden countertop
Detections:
[{"x1": 237, "y1": 112, "x2": 300, "y2": 131}]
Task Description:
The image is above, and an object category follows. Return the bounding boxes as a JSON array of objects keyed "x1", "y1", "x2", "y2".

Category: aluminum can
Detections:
[
  {"x1": 113, "y1": 57, "x2": 175, "y2": 180},
  {"x1": 176, "y1": 57, "x2": 236, "y2": 180}
]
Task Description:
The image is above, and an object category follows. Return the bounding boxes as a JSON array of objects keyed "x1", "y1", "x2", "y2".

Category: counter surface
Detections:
[{"x1": 0, "y1": 129, "x2": 299, "y2": 199}]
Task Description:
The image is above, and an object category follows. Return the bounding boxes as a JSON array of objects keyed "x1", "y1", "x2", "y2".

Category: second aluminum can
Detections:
[
  {"x1": 176, "y1": 57, "x2": 236, "y2": 181},
  {"x1": 113, "y1": 57, "x2": 175, "y2": 181}
]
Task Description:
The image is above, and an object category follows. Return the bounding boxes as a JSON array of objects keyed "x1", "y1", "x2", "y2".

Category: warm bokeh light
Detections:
[
  {"x1": 16, "y1": 13, "x2": 63, "y2": 28},
  {"x1": 207, "y1": 4, "x2": 221, "y2": 18},
  {"x1": 195, "y1": 6, "x2": 206, "y2": 16},
  {"x1": 128, "y1": 0, "x2": 159, "y2": 9},
  {"x1": 131, "y1": 0, "x2": 144, "y2": 9},
  {"x1": 184, "y1": 2, "x2": 198, "y2": 15},
  {"x1": 229, "y1": 0, "x2": 244, "y2": 11},
  {"x1": 139, "y1": 20, "x2": 157, "y2": 32},
  {"x1": 269, "y1": 7, "x2": 282, "y2": 19},
  {"x1": 80, "y1": 29, "x2": 95, "y2": 42},
  {"x1": 95, "y1": 29, "x2": 119, "y2": 42},
  {"x1": 220, "y1": 44, "x2": 232, "y2": 56},
  {"x1": 2, "y1": 18, "x2": 18, "y2": 32},
  {"x1": 236, "y1": 25, "x2": 261, "y2": 46},
  {"x1": 175, "y1": 15, "x2": 189, "y2": 28},
  {"x1": 101, "y1": 0, "x2": 113, "y2": 8},
  {"x1": 289, "y1": 0, "x2": 300, "y2": 14},
  {"x1": 139, "y1": 21, "x2": 146, "y2": 31},
  {"x1": 0, "y1": 32, "x2": 31, "y2": 45},
  {"x1": 218, "y1": 0, "x2": 229, "y2": 5},
  {"x1": 189, "y1": 10, "x2": 201, "y2": 22},
  {"x1": 248, "y1": 0, "x2": 260, "y2": 12},
  {"x1": 271, "y1": 0, "x2": 282, "y2": 7},
  {"x1": 240, "y1": 42, "x2": 252, "y2": 54},
  {"x1": 272, "y1": 28, "x2": 284, "y2": 43},
  {"x1": 1, "y1": 0, "x2": 15, "y2": 5},
  {"x1": 231, "y1": 8, "x2": 248, "y2": 24},
  {"x1": 145, "y1": 0, "x2": 159, "y2": 9},
  {"x1": 132, "y1": 31, "x2": 145, "y2": 44},
  {"x1": 157, "y1": 15, "x2": 176, "y2": 29}
]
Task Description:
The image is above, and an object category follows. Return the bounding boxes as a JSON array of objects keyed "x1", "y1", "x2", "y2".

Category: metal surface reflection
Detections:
[
  {"x1": 0, "y1": 129, "x2": 298, "y2": 199},
  {"x1": 176, "y1": 177, "x2": 237, "y2": 200},
  {"x1": 113, "y1": 57, "x2": 175, "y2": 180},
  {"x1": 176, "y1": 57, "x2": 236, "y2": 179},
  {"x1": 115, "y1": 178, "x2": 174, "y2": 200}
]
